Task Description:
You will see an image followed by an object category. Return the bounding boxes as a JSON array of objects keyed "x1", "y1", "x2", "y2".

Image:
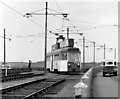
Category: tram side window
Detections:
[
  {"x1": 54, "y1": 54, "x2": 59, "y2": 61},
  {"x1": 57, "y1": 54, "x2": 60, "y2": 60},
  {"x1": 61, "y1": 53, "x2": 67, "y2": 60},
  {"x1": 47, "y1": 56, "x2": 50, "y2": 61}
]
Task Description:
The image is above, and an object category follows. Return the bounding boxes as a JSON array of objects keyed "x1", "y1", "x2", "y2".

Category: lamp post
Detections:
[
  {"x1": 79, "y1": 33, "x2": 85, "y2": 72},
  {"x1": 0, "y1": 28, "x2": 11, "y2": 66},
  {"x1": 93, "y1": 41, "x2": 95, "y2": 67},
  {"x1": 108, "y1": 48, "x2": 116, "y2": 60},
  {"x1": 98, "y1": 45, "x2": 114, "y2": 60},
  {"x1": 83, "y1": 36, "x2": 85, "y2": 71},
  {"x1": 103, "y1": 44, "x2": 105, "y2": 60},
  {"x1": 85, "y1": 41, "x2": 96, "y2": 68},
  {"x1": 4, "y1": 28, "x2": 6, "y2": 66}
]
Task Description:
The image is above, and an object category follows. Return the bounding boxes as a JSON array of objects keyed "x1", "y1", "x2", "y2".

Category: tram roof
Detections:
[{"x1": 47, "y1": 47, "x2": 80, "y2": 56}]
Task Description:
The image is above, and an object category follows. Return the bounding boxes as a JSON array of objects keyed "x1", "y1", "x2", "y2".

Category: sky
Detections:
[{"x1": 0, "y1": 0, "x2": 118, "y2": 62}]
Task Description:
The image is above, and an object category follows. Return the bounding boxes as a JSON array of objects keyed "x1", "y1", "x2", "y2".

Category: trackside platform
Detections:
[{"x1": 92, "y1": 72, "x2": 118, "y2": 97}]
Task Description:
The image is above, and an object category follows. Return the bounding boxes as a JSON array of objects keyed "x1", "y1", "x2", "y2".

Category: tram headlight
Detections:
[
  {"x1": 77, "y1": 63, "x2": 80, "y2": 67},
  {"x1": 68, "y1": 63, "x2": 71, "y2": 66}
]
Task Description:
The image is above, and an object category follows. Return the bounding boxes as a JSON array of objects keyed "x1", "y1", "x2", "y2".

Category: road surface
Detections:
[{"x1": 93, "y1": 72, "x2": 118, "y2": 98}]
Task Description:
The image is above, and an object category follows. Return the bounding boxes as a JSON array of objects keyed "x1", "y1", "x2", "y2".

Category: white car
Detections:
[{"x1": 101, "y1": 60, "x2": 118, "y2": 76}]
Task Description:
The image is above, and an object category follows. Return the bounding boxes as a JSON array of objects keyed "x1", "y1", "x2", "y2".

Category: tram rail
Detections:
[
  {"x1": 1, "y1": 71, "x2": 44, "y2": 82},
  {"x1": 1, "y1": 76, "x2": 66, "y2": 99}
]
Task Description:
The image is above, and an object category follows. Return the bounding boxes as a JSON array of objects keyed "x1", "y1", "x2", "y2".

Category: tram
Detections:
[{"x1": 46, "y1": 39, "x2": 81, "y2": 73}]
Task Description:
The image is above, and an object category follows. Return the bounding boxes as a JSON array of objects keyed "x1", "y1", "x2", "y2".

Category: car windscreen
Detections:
[{"x1": 106, "y1": 62, "x2": 113, "y2": 65}]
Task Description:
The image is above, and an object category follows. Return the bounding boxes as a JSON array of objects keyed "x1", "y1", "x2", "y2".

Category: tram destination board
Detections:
[
  {"x1": 60, "y1": 39, "x2": 74, "y2": 48},
  {"x1": 52, "y1": 43, "x2": 60, "y2": 51},
  {"x1": 52, "y1": 39, "x2": 74, "y2": 51}
]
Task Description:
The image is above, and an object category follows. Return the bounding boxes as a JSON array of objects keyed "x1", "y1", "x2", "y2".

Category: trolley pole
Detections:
[
  {"x1": 67, "y1": 28, "x2": 69, "y2": 39},
  {"x1": 83, "y1": 36, "x2": 85, "y2": 72}
]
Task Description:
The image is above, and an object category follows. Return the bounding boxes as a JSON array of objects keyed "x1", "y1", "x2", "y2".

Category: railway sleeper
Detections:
[
  {"x1": 2, "y1": 95, "x2": 24, "y2": 99},
  {"x1": 2, "y1": 79, "x2": 64, "y2": 99},
  {"x1": 24, "y1": 79, "x2": 65, "y2": 99},
  {"x1": 2, "y1": 78, "x2": 46, "y2": 94},
  {"x1": 2, "y1": 74, "x2": 36, "y2": 82},
  {"x1": 45, "y1": 91, "x2": 58, "y2": 94}
]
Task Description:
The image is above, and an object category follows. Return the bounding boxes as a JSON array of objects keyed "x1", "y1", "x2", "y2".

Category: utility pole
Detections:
[
  {"x1": 4, "y1": 28, "x2": 6, "y2": 66},
  {"x1": 103, "y1": 44, "x2": 105, "y2": 60},
  {"x1": 4, "y1": 28, "x2": 8, "y2": 76},
  {"x1": 93, "y1": 41, "x2": 95, "y2": 67},
  {"x1": 44, "y1": 2, "x2": 48, "y2": 74},
  {"x1": 67, "y1": 28, "x2": 69, "y2": 39},
  {"x1": 25, "y1": 2, "x2": 69, "y2": 75},
  {"x1": 83, "y1": 36, "x2": 85, "y2": 72},
  {"x1": 114, "y1": 48, "x2": 116, "y2": 60}
]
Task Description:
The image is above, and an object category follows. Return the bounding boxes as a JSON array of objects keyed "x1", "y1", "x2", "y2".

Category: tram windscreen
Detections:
[{"x1": 68, "y1": 52, "x2": 80, "y2": 62}]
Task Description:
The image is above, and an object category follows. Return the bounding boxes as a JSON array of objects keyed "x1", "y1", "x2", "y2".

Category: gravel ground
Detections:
[{"x1": 51, "y1": 74, "x2": 83, "y2": 98}]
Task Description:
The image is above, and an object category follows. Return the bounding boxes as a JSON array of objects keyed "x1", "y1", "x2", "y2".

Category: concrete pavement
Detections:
[{"x1": 92, "y1": 72, "x2": 118, "y2": 97}]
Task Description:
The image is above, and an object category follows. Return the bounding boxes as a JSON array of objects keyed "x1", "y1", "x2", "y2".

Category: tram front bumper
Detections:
[{"x1": 68, "y1": 62, "x2": 80, "y2": 72}]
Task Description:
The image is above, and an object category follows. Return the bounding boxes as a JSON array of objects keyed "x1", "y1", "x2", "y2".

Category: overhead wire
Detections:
[
  {"x1": 65, "y1": 19, "x2": 81, "y2": 33},
  {"x1": 0, "y1": 1, "x2": 116, "y2": 50},
  {"x1": 0, "y1": 1, "x2": 23, "y2": 16},
  {"x1": 28, "y1": 8, "x2": 65, "y2": 35},
  {"x1": 27, "y1": 18, "x2": 45, "y2": 29},
  {"x1": 75, "y1": 37, "x2": 105, "y2": 49},
  {"x1": 0, "y1": 1, "x2": 57, "y2": 39},
  {"x1": 0, "y1": 1, "x2": 49, "y2": 34},
  {"x1": 47, "y1": 8, "x2": 62, "y2": 14},
  {"x1": 31, "y1": 8, "x2": 45, "y2": 14},
  {"x1": 0, "y1": 1, "x2": 45, "y2": 30},
  {"x1": 52, "y1": 15, "x2": 97, "y2": 33},
  {"x1": 1, "y1": 0, "x2": 116, "y2": 34},
  {"x1": 30, "y1": 35, "x2": 56, "y2": 43},
  {"x1": 8, "y1": 33, "x2": 56, "y2": 39},
  {"x1": 7, "y1": 33, "x2": 56, "y2": 43},
  {"x1": 68, "y1": 19, "x2": 96, "y2": 24},
  {"x1": 48, "y1": 3, "x2": 73, "y2": 33},
  {"x1": 50, "y1": 13, "x2": 116, "y2": 51},
  {"x1": 52, "y1": 14, "x2": 117, "y2": 32},
  {"x1": 54, "y1": 1, "x2": 63, "y2": 13}
]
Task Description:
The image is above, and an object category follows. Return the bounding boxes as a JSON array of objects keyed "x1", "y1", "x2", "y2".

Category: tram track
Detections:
[
  {"x1": 1, "y1": 78, "x2": 65, "y2": 99},
  {"x1": 1, "y1": 74, "x2": 71, "y2": 99},
  {"x1": 1, "y1": 71, "x2": 44, "y2": 82}
]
